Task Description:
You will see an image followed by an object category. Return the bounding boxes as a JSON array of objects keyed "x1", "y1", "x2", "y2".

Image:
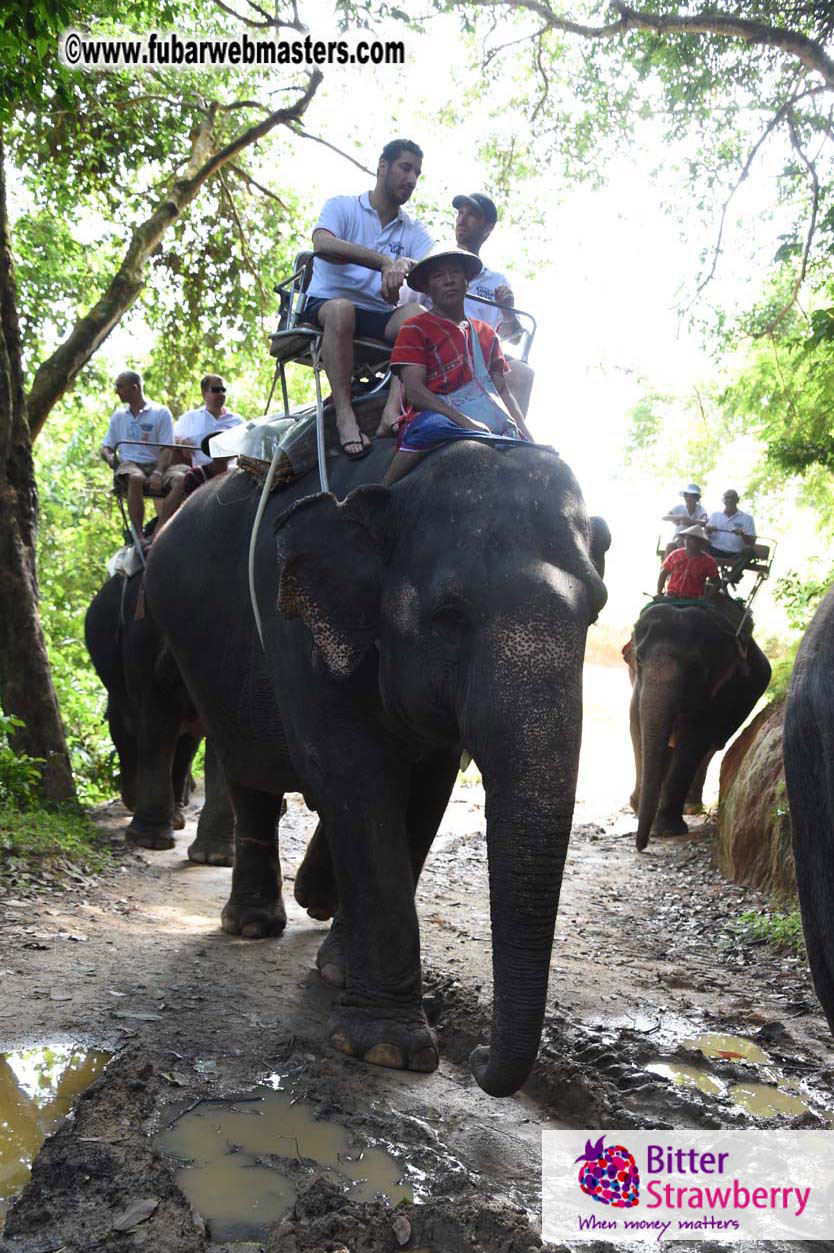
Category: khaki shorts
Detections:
[{"x1": 114, "y1": 461, "x2": 186, "y2": 495}]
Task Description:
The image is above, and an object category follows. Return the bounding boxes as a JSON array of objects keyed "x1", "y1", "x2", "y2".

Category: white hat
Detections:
[
  {"x1": 679, "y1": 524, "x2": 710, "y2": 544},
  {"x1": 680, "y1": 483, "x2": 701, "y2": 497}
]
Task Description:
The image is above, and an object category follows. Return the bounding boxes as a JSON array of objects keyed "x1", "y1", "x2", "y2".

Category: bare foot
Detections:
[{"x1": 375, "y1": 412, "x2": 401, "y2": 438}]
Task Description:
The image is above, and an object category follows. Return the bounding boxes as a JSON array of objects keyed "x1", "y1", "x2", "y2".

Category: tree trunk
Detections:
[{"x1": 0, "y1": 128, "x2": 75, "y2": 803}]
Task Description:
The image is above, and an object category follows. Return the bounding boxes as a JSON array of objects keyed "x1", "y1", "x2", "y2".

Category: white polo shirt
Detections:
[
  {"x1": 307, "y1": 192, "x2": 433, "y2": 313},
  {"x1": 104, "y1": 401, "x2": 174, "y2": 464},
  {"x1": 464, "y1": 264, "x2": 513, "y2": 331},
  {"x1": 708, "y1": 508, "x2": 756, "y2": 553},
  {"x1": 666, "y1": 502, "x2": 708, "y2": 535},
  {"x1": 174, "y1": 406, "x2": 244, "y2": 467}
]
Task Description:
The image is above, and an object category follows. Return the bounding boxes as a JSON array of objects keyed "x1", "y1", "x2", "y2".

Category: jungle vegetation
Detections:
[{"x1": 1, "y1": 0, "x2": 834, "y2": 850}]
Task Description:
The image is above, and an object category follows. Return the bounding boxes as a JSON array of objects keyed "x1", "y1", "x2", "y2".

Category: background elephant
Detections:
[
  {"x1": 784, "y1": 585, "x2": 834, "y2": 1042},
  {"x1": 85, "y1": 572, "x2": 235, "y2": 864},
  {"x1": 628, "y1": 599, "x2": 771, "y2": 851},
  {"x1": 145, "y1": 439, "x2": 610, "y2": 1097}
]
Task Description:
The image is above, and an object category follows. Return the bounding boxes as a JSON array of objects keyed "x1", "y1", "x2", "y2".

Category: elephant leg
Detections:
[
  {"x1": 295, "y1": 821, "x2": 338, "y2": 921},
  {"x1": 684, "y1": 749, "x2": 714, "y2": 813},
  {"x1": 171, "y1": 733, "x2": 199, "y2": 829},
  {"x1": 628, "y1": 683, "x2": 641, "y2": 812},
  {"x1": 321, "y1": 777, "x2": 437, "y2": 1074},
  {"x1": 107, "y1": 699, "x2": 137, "y2": 812},
  {"x1": 221, "y1": 785, "x2": 286, "y2": 938},
  {"x1": 654, "y1": 732, "x2": 710, "y2": 835},
  {"x1": 126, "y1": 701, "x2": 180, "y2": 850},
  {"x1": 406, "y1": 749, "x2": 459, "y2": 885},
  {"x1": 189, "y1": 739, "x2": 236, "y2": 867},
  {"x1": 311, "y1": 750, "x2": 458, "y2": 993}
]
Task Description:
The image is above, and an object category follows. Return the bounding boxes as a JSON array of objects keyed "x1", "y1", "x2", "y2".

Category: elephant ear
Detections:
[
  {"x1": 274, "y1": 485, "x2": 391, "y2": 680},
  {"x1": 589, "y1": 516, "x2": 611, "y2": 579}
]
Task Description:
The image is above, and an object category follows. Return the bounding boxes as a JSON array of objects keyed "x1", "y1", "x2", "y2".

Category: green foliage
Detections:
[
  {"x1": 0, "y1": 714, "x2": 45, "y2": 805},
  {"x1": 35, "y1": 381, "x2": 124, "y2": 804},
  {"x1": 734, "y1": 907, "x2": 805, "y2": 955},
  {"x1": 0, "y1": 801, "x2": 111, "y2": 884}
]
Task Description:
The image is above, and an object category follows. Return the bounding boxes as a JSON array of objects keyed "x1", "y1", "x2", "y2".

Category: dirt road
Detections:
[{"x1": 1, "y1": 664, "x2": 832, "y2": 1251}]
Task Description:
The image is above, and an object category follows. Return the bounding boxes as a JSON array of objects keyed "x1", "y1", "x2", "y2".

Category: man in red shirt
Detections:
[
  {"x1": 657, "y1": 525, "x2": 720, "y2": 599},
  {"x1": 383, "y1": 245, "x2": 532, "y2": 484}
]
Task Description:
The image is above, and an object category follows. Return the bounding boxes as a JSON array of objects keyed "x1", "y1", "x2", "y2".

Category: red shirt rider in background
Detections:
[{"x1": 657, "y1": 526, "x2": 719, "y2": 599}]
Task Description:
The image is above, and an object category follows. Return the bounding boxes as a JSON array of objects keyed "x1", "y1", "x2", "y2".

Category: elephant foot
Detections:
[
  {"x1": 126, "y1": 819, "x2": 175, "y2": 851},
  {"x1": 221, "y1": 889, "x2": 286, "y2": 939},
  {"x1": 173, "y1": 807, "x2": 186, "y2": 831},
  {"x1": 328, "y1": 1003, "x2": 438, "y2": 1073},
  {"x1": 188, "y1": 833, "x2": 235, "y2": 867},
  {"x1": 651, "y1": 813, "x2": 689, "y2": 836},
  {"x1": 316, "y1": 921, "x2": 346, "y2": 988},
  {"x1": 629, "y1": 790, "x2": 639, "y2": 814},
  {"x1": 295, "y1": 856, "x2": 338, "y2": 922}
]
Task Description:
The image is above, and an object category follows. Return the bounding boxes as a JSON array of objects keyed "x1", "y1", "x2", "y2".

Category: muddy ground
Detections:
[{"x1": 1, "y1": 665, "x2": 833, "y2": 1252}]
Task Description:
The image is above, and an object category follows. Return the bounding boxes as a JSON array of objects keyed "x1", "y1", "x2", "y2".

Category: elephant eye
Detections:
[{"x1": 430, "y1": 601, "x2": 470, "y2": 644}]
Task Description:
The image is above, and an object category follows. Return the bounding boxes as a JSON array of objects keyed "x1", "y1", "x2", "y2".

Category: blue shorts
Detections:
[
  {"x1": 398, "y1": 411, "x2": 522, "y2": 452},
  {"x1": 303, "y1": 296, "x2": 392, "y2": 342}
]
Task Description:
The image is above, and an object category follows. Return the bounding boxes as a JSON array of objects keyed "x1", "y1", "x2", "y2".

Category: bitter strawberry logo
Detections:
[{"x1": 575, "y1": 1135, "x2": 640, "y2": 1208}]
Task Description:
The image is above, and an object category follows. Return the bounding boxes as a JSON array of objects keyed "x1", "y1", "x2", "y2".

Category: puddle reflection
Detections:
[
  {"x1": 156, "y1": 1086, "x2": 411, "y2": 1241},
  {"x1": 0, "y1": 1045, "x2": 110, "y2": 1226}
]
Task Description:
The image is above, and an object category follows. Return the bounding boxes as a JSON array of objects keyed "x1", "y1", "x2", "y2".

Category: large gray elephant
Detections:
[
  {"x1": 783, "y1": 585, "x2": 834, "y2": 1042},
  {"x1": 627, "y1": 598, "x2": 771, "y2": 851},
  {"x1": 85, "y1": 571, "x2": 235, "y2": 864},
  {"x1": 144, "y1": 439, "x2": 609, "y2": 1096}
]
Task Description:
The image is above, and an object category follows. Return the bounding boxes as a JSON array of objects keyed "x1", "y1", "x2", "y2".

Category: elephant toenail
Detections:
[
  {"x1": 307, "y1": 905, "x2": 334, "y2": 921},
  {"x1": 318, "y1": 962, "x2": 345, "y2": 988},
  {"x1": 410, "y1": 1046, "x2": 439, "y2": 1073},
  {"x1": 241, "y1": 922, "x2": 264, "y2": 938},
  {"x1": 330, "y1": 1032, "x2": 355, "y2": 1057},
  {"x1": 364, "y1": 1044, "x2": 405, "y2": 1069}
]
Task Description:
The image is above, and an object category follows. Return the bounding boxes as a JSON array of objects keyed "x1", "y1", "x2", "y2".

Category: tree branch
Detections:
[
  {"x1": 470, "y1": 0, "x2": 834, "y2": 90},
  {"x1": 217, "y1": 166, "x2": 269, "y2": 309},
  {"x1": 755, "y1": 111, "x2": 821, "y2": 336},
  {"x1": 226, "y1": 162, "x2": 289, "y2": 210},
  {"x1": 286, "y1": 124, "x2": 375, "y2": 175},
  {"x1": 26, "y1": 72, "x2": 322, "y2": 437}
]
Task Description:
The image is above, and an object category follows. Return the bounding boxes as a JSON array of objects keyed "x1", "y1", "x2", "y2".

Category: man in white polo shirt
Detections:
[
  {"x1": 101, "y1": 370, "x2": 174, "y2": 541},
  {"x1": 158, "y1": 372, "x2": 244, "y2": 524},
  {"x1": 706, "y1": 488, "x2": 757, "y2": 582},
  {"x1": 303, "y1": 138, "x2": 433, "y2": 459}
]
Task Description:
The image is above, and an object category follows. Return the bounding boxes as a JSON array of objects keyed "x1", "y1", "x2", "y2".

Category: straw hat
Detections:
[
  {"x1": 407, "y1": 244, "x2": 483, "y2": 294},
  {"x1": 679, "y1": 524, "x2": 710, "y2": 544}
]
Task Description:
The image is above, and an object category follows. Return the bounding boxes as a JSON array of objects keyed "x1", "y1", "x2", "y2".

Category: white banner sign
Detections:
[{"x1": 543, "y1": 1130, "x2": 834, "y2": 1243}]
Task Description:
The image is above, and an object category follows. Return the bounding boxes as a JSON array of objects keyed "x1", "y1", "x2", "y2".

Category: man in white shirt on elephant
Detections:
[{"x1": 158, "y1": 373, "x2": 243, "y2": 524}]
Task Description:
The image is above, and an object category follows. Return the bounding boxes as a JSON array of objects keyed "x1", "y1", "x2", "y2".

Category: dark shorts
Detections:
[
  {"x1": 398, "y1": 411, "x2": 522, "y2": 453},
  {"x1": 303, "y1": 296, "x2": 392, "y2": 342}
]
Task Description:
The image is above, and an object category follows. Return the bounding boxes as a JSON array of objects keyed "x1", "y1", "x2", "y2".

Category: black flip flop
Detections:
[{"x1": 340, "y1": 435, "x2": 373, "y2": 461}]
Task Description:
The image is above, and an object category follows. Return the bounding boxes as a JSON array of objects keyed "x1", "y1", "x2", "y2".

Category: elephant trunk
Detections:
[
  {"x1": 470, "y1": 799, "x2": 573, "y2": 1096},
  {"x1": 636, "y1": 658, "x2": 686, "y2": 851},
  {"x1": 465, "y1": 612, "x2": 584, "y2": 1097}
]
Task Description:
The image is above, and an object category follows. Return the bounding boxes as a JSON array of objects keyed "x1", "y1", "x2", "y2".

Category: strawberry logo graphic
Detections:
[{"x1": 575, "y1": 1135, "x2": 640, "y2": 1208}]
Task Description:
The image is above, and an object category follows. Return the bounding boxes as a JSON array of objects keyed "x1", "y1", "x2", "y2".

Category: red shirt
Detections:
[
  {"x1": 390, "y1": 311, "x2": 507, "y2": 432},
  {"x1": 663, "y1": 547, "x2": 719, "y2": 598}
]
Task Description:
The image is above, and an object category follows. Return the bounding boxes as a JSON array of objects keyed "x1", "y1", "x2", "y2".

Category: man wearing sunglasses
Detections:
[{"x1": 158, "y1": 374, "x2": 244, "y2": 524}]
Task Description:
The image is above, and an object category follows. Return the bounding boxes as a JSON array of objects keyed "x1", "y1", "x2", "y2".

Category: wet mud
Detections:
[{"x1": 1, "y1": 761, "x2": 833, "y2": 1250}]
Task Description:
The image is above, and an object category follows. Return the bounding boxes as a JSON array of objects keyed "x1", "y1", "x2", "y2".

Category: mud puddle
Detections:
[
  {"x1": 156, "y1": 1081, "x2": 412, "y2": 1241},
  {"x1": 0, "y1": 1044, "x2": 110, "y2": 1226}
]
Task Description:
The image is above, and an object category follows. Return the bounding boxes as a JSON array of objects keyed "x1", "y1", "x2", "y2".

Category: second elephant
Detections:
[{"x1": 628, "y1": 598, "x2": 771, "y2": 851}]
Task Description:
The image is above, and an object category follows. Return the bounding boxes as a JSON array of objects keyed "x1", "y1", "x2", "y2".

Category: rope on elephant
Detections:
[{"x1": 238, "y1": 453, "x2": 300, "y2": 491}]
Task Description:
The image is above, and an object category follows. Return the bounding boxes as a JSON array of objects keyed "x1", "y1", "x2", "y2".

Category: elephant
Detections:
[
  {"x1": 783, "y1": 584, "x2": 834, "y2": 1042},
  {"x1": 84, "y1": 571, "x2": 235, "y2": 864},
  {"x1": 143, "y1": 438, "x2": 610, "y2": 1097},
  {"x1": 627, "y1": 597, "x2": 771, "y2": 851}
]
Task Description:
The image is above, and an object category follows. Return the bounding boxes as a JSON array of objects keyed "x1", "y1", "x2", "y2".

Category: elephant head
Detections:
[
  {"x1": 273, "y1": 441, "x2": 609, "y2": 1096},
  {"x1": 631, "y1": 600, "x2": 769, "y2": 852}
]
